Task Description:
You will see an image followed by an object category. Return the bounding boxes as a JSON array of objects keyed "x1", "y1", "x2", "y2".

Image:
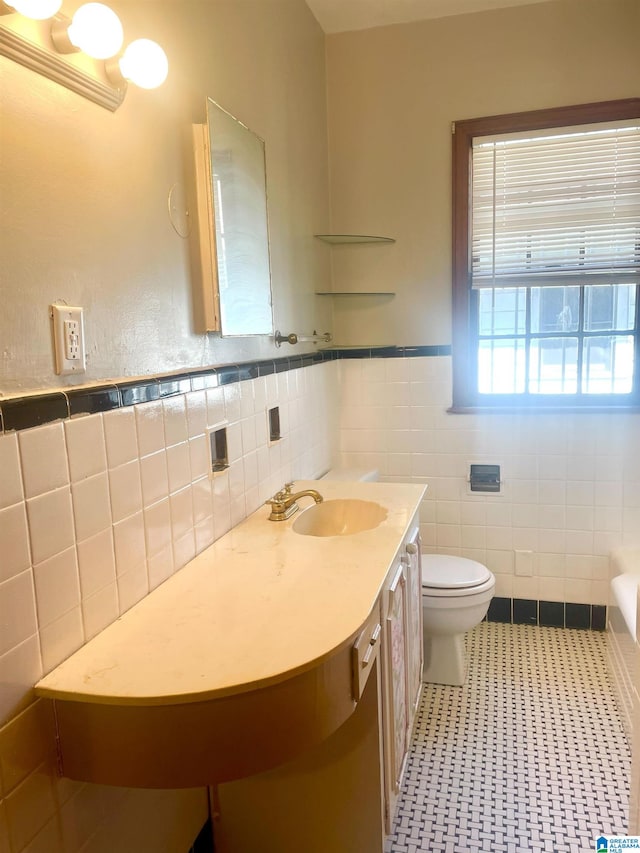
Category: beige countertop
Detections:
[{"x1": 35, "y1": 480, "x2": 425, "y2": 708}]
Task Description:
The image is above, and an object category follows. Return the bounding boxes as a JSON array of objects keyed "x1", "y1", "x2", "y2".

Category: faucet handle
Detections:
[{"x1": 283, "y1": 482, "x2": 294, "y2": 495}]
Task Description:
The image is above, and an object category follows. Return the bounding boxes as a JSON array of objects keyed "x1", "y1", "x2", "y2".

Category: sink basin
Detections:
[{"x1": 292, "y1": 499, "x2": 387, "y2": 537}]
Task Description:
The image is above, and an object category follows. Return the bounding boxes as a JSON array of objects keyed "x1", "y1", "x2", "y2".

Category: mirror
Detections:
[{"x1": 192, "y1": 99, "x2": 274, "y2": 336}]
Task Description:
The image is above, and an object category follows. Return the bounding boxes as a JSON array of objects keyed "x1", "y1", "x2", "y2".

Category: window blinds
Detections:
[{"x1": 471, "y1": 122, "x2": 640, "y2": 289}]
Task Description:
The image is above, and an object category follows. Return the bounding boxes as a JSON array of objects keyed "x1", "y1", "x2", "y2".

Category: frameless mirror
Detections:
[{"x1": 192, "y1": 98, "x2": 274, "y2": 336}]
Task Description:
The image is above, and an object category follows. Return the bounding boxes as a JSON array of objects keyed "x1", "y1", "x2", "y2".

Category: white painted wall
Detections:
[
  {"x1": 324, "y1": 0, "x2": 640, "y2": 346},
  {"x1": 0, "y1": 0, "x2": 332, "y2": 393}
]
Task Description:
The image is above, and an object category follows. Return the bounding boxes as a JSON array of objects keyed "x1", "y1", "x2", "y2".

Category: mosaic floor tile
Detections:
[{"x1": 385, "y1": 623, "x2": 630, "y2": 853}]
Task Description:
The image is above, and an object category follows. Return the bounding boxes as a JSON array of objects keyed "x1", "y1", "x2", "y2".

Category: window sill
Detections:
[{"x1": 448, "y1": 403, "x2": 640, "y2": 415}]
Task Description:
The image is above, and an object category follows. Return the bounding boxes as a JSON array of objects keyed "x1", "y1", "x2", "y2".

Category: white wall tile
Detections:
[
  {"x1": 147, "y1": 547, "x2": 174, "y2": 591},
  {"x1": 143, "y1": 499, "x2": 172, "y2": 558},
  {"x1": 112, "y1": 512, "x2": 146, "y2": 576},
  {"x1": 71, "y1": 472, "x2": 112, "y2": 542},
  {"x1": 0, "y1": 503, "x2": 31, "y2": 584},
  {"x1": 206, "y1": 387, "x2": 225, "y2": 427},
  {"x1": 140, "y1": 450, "x2": 169, "y2": 507},
  {"x1": 103, "y1": 408, "x2": 138, "y2": 468},
  {"x1": 163, "y1": 396, "x2": 188, "y2": 447},
  {"x1": 18, "y1": 424, "x2": 69, "y2": 499},
  {"x1": 173, "y1": 531, "x2": 197, "y2": 573},
  {"x1": 169, "y1": 488, "x2": 193, "y2": 542},
  {"x1": 135, "y1": 401, "x2": 165, "y2": 457},
  {"x1": 81, "y1": 583, "x2": 119, "y2": 641},
  {"x1": 25, "y1": 487, "x2": 74, "y2": 566},
  {"x1": 33, "y1": 547, "x2": 80, "y2": 629},
  {"x1": 64, "y1": 415, "x2": 107, "y2": 482},
  {"x1": 0, "y1": 434, "x2": 24, "y2": 509},
  {"x1": 0, "y1": 572, "x2": 37, "y2": 657},
  {"x1": 223, "y1": 383, "x2": 241, "y2": 422},
  {"x1": 185, "y1": 390, "x2": 207, "y2": 438},
  {"x1": 76, "y1": 528, "x2": 117, "y2": 599},
  {"x1": 39, "y1": 606, "x2": 84, "y2": 673},
  {"x1": 0, "y1": 635, "x2": 42, "y2": 727},
  {"x1": 116, "y1": 563, "x2": 148, "y2": 614},
  {"x1": 108, "y1": 460, "x2": 143, "y2": 523},
  {"x1": 166, "y1": 442, "x2": 191, "y2": 494},
  {"x1": 194, "y1": 517, "x2": 215, "y2": 553},
  {"x1": 538, "y1": 577, "x2": 565, "y2": 602},
  {"x1": 189, "y1": 435, "x2": 209, "y2": 481}
]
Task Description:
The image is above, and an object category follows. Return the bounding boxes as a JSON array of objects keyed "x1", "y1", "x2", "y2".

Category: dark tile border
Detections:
[
  {"x1": 1, "y1": 392, "x2": 69, "y2": 431},
  {"x1": 67, "y1": 385, "x2": 120, "y2": 417},
  {"x1": 486, "y1": 598, "x2": 606, "y2": 631},
  {"x1": 0, "y1": 345, "x2": 451, "y2": 434}
]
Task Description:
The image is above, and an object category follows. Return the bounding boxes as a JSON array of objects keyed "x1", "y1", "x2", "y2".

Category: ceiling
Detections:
[{"x1": 304, "y1": 0, "x2": 558, "y2": 33}]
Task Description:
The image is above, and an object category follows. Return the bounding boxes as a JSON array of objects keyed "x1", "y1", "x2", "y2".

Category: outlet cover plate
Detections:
[{"x1": 51, "y1": 305, "x2": 86, "y2": 375}]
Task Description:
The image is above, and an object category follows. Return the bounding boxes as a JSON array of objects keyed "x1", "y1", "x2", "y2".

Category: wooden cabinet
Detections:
[{"x1": 381, "y1": 523, "x2": 422, "y2": 832}]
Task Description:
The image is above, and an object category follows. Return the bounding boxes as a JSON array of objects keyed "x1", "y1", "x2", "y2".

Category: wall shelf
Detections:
[
  {"x1": 315, "y1": 291, "x2": 395, "y2": 296},
  {"x1": 314, "y1": 234, "x2": 395, "y2": 244}
]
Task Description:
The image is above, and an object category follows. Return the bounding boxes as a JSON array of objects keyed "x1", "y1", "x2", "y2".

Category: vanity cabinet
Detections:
[{"x1": 381, "y1": 524, "x2": 423, "y2": 831}]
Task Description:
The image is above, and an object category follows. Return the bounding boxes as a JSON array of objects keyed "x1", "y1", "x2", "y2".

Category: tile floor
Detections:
[{"x1": 386, "y1": 622, "x2": 630, "y2": 853}]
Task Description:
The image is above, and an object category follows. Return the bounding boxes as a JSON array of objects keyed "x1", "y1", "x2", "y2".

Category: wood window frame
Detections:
[{"x1": 451, "y1": 98, "x2": 640, "y2": 412}]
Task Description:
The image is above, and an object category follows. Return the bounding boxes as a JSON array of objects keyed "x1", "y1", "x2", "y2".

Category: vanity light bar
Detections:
[{"x1": 0, "y1": 1, "x2": 167, "y2": 111}]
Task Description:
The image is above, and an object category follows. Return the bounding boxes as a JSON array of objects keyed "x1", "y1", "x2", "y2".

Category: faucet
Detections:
[{"x1": 265, "y1": 482, "x2": 323, "y2": 521}]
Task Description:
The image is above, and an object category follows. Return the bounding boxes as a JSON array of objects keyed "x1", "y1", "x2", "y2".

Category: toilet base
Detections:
[{"x1": 423, "y1": 633, "x2": 466, "y2": 686}]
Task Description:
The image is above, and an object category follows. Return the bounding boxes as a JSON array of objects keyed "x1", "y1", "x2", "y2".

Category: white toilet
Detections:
[
  {"x1": 422, "y1": 555, "x2": 495, "y2": 686},
  {"x1": 319, "y1": 468, "x2": 495, "y2": 687}
]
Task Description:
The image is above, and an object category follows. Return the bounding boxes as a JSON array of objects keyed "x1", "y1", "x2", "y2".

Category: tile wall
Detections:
[
  {"x1": 337, "y1": 355, "x2": 640, "y2": 608},
  {"x1": 0, "y1": 361, "x2": 338, "y2": 853}
]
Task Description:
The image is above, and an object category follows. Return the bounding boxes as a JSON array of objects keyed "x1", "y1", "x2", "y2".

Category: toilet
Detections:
[
  {"x1": 422, "y1": 555, "x2": 495, "y2": 686},
  {"x1": 319, "y1": 467, "x2": 495, "y2": 687}
]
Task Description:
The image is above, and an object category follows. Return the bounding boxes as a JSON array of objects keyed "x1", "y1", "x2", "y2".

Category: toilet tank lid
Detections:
[
  {"x1": 321, "y1": 468, "x2": 379, "y2": 482},
  {"x1": 422, "y1": 555, "x2": 492, "y2": 589}
]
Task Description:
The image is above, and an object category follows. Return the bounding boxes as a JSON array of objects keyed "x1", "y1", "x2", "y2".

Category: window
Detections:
[{"x1": 451, "y1": 99, "x2": 640, "y2": 410}]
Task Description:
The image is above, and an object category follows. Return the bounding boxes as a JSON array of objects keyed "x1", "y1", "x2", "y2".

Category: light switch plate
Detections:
[{"x1": 51, "y1": 305, "x2": 86, "y2": 375}]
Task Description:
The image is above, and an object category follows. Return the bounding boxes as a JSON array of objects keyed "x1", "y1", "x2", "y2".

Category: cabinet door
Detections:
[
  {"x1": 404, "y1": 529, "x2": 423, "y2": 718},
  {"x1": 384, "y1": 564, "x2": 409, "y2": 802}
]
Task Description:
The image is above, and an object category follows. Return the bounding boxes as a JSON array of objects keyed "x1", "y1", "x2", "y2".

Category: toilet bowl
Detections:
[{"x1": 422, "y1": 555, "x2": 495, "y2": 686}]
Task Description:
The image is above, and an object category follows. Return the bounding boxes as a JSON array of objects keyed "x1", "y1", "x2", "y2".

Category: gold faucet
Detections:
[{"x1": 265, "y1": 482, "x2": 323, "y2": 521}]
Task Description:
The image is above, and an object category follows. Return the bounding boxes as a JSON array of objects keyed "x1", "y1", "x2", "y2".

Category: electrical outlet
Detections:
[{"x1": 51, "y1": 305, "x2": 86, "y2": 375}]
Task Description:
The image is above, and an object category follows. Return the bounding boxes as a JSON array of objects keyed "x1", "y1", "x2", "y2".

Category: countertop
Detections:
[{"x1": 35, "y1": 480, "x2": 425, "y2": 708}]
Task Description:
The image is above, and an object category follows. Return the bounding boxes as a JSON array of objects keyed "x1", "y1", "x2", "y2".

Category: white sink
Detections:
[{"x1": 292, "y1": 499, "x2": 387, "y2": 537}]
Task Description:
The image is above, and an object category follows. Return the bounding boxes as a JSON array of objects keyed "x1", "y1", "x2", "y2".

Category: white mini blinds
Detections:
[{"x1": 470, "y1": 121, "x2": 640, "y2": 289}]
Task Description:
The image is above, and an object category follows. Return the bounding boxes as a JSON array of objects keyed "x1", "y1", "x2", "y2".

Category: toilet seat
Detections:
[{"x1": 422, "y1": 555, "x2": 493, "y2": 596}]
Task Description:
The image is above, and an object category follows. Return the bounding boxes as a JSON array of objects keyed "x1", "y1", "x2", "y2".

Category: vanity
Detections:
[{"x1": 35, "y1": 480, "x2": 425, "y2": 852}]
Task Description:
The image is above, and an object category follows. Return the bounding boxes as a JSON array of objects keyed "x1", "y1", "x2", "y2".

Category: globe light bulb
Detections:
[
  {"x1": 118, "y1": 39, "x2": 168, "y2": 89},
  {"x1": 66, "y1": 3, "x2": 123, "y2": 59},
  {"x1": 4, "y1": 0, "x2": 62, "y2": 19}
]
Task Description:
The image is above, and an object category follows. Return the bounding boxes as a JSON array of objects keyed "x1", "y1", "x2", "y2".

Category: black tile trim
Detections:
[
  {"x1": 67, "y1": 385, "x2": 120, "y2": 417},
  {"x1": 565, "y1": 602, "x2": 591, "y2": 630},
  {"x1": 158, "y1": 375, "x2": 193, "y2": 397},
  {"x1": 487, "y1": 596, "x2": 511, "y2": 623},
  {"x1": 513, "y1": 598, "x2": 537, "y2": 625},
  {"x1": 488, "y1": 598, "x2": 606, "y2": 631},
  {"x1": 0, "y1": 344, "x2": 451, "y2": 433},
  {"x1": 118, "y1": 380, "x2": 160, "y2": 407},
  {"x1": 189, "y1": 370, "x2": 220, "y2": 390},
  {"x1": 1, "y1": 392, "x2": 69, "y2": 431},
  {"x1": 539, "y1": 600, "x2": 564, "y2": 628},
  {"x1": 217, "y1": 366, "x2": 239, "y2": 386}
]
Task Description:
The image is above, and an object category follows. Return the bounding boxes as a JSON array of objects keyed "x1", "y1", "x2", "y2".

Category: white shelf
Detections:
[
  {"x1": 315, "y1": 291, "x2": 395, "y2": 296},
  {"x1": 314, "y1": 234, "x2": 395, "y2": 244}
]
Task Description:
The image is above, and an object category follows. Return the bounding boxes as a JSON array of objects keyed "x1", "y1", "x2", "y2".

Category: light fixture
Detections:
[
  {"x1": 52, "y1": 2, "x2": 123, "y2": 59},
  {"x1": 109, "y1": 38, "x2": 168, "y2": 90},
  {"x1": 2, "y1": 0, "x2": 61, "y2": 19},
  {"x1": 0, "y1": 1, "x2": 168, "y2": 110}
]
